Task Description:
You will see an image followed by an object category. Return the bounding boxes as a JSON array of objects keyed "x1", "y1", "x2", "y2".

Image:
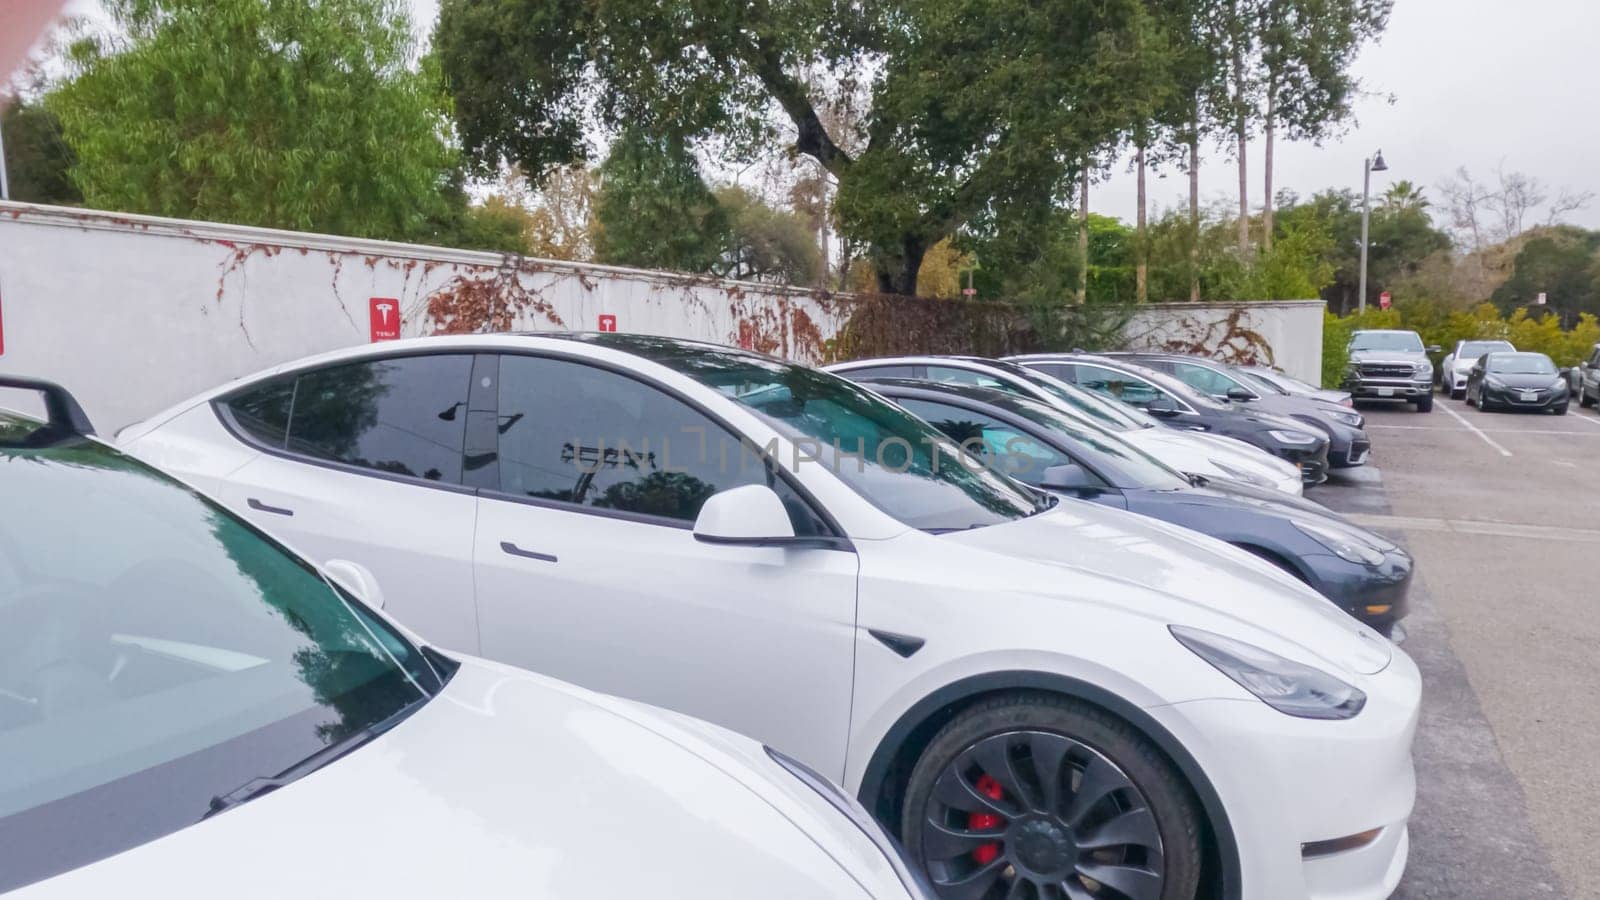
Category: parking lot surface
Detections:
[{"x1": 1312, "y1": 399, "x2": 1600, "y2": 899}]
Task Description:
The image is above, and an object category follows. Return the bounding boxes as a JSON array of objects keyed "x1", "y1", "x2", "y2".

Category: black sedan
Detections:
[
  {"x1": 1107, "y1": 352, "x2": 1373, "y2": 468},
  {"x1": 1007, "y1": 353, "x2": 1333, "y2": 484},
  {"x1": 1467, "y1": 351, "x2": 1571, "y2": 414},
  {"x1": 861, "y1": 378, "x2": 1412, "y2": 633}
]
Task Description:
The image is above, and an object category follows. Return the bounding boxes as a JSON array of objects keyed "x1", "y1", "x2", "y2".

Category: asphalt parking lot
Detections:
[{"x1": 1311, "y1": 396, "x2": 1600, "y2": 899}]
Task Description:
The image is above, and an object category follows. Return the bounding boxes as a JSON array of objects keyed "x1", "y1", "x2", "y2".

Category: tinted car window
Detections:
[
  {"x1": 1072, "y1": 364, "x2": 1166, "y2": 407},
  {"x1": 225, "y1": 378, "x2": 295, "y2": 447},
  {"x1": 1023, "y1": 362, "x2": 1075, "y2": 383},
  {"x1": 842, "y1": 364, "x2": 919, "y2": 379},
  {"x1": 0, "y1": 432, "x2": 439, "y2": 892},
  {"x1": 925, "y1": 365, "x2": 1012, "y2": 391},
  {"x1": 286, "y1": 356, "x2": 473, "y2": 484},
  {"x1": 493, "y1": 355, "x2": 825, "y2": 531},
  {"x1": 1172, "y1": 362, "x2": 1248, "y2": 398},
  {"x1": 898, "y1": 399, "x2": 1075, "y2": 486}
]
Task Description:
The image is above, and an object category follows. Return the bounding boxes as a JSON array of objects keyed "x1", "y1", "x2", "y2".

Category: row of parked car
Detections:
[
  {"x1": 1347, "y1": 327, "x2": 1600, "y2": 416},
  {"x1": 1, "y1": 334, "x2": 1418, "y2": 900}
]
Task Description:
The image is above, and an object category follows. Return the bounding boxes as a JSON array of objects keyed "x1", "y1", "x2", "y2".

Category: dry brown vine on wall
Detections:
[
  {"x1": 425, "y1": 269, "x2": 567, "y2": 334},
  {"x1": 1136, "y1": 306, "x2": 1276, "y2": 367}
]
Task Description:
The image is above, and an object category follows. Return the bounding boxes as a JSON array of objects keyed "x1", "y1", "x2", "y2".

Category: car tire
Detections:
[
  {"x1": 900, "y1": 692, "x2": 1203, "y2": 900},
  {"x1": 1556, "y1": 403, "x2": 1570, "y2": 416},
  {"x1": 1479, "y1": 396, "x2": 1495, "y2": 412},
  {"x1": 1450, "y1": 386, "x2": 1466, "y2": 400},
  {"x1": 1581, "y1": 391, "x2": 1595, "y2": 409},
  {"x1": 1415, "y1": 394, "x2": 1433, "y2": 413}
]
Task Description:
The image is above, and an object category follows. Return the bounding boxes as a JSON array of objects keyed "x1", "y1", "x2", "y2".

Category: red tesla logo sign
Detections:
[
  {"x1": 369, "y1": 297, "x2": 400, "y2": 342},
  {"x1": 597, "y1": 314, "x2": 618, "y2": 332}
]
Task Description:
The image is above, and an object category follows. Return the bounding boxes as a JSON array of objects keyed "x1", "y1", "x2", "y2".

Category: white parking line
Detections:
[
  {"x1": 1569, "y1": 412, "x2": 1600, "y2": 429},
  {"x1": 1369, "y1": 424, "x2": 1600, "y2": 436},
  {"x1": 1438, "y1": 400, "x2": 1513, "y2": 457}
]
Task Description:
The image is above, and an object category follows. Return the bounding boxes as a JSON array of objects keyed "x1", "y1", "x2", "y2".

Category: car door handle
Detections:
[
  {"x1": 247, "y1": 498, "x2": 294, "y2": 517},
  {"x1": 499, "y1": 541, "x2": 557, "y2": 563}
]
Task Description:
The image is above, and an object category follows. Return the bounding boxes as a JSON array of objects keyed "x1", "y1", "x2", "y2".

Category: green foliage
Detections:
[
  {"x1": 716, "y1": 186, "x2": 822, "y2": 285},
  {"x1": 1320, "y1": 310, "x2": 1353, "y2": 389},
  {"x1": 435, "y1": 193, "x2": 534, "y2": 254},
  {"x1": 594, "y1": 130, "x2": 729, "y2": 272},
  {"x1": 1211, "y1": 218, "x2": 1335, "y2": 300},
  {"x1": 1490, "y1": 227, "x2": 1600, "y2": 324},
  {"x1": 437, "y1": 0, "x2": 1171, "y2": 292},
  {"x1": 1273, "y1": 189, "x2": 1451, "y2": 312},
  {"x1": 0, "y1": 98, "x2": 81, "y2": 204},
  {"x1": 47, "y1": 0, "x2": 457, "y2": 241},
  {"x1": 1330, "y1": 300, "x2": 1600, "y2": 380}
]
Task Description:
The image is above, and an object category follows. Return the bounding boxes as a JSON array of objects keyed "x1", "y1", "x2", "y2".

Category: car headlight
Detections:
[
  {"x1": 765, "y1": 746, "x2": 933, "y2": 898},
  {"x1": 1485, "y1": 376, "x2": 1506, "y2": 389},
  {"x1": 1209, "y1": 458, "x2": 1273, "y2": 487},
  {"x1": 1413, "y1": 362, "x2": 1432, "y2": 376},
  {"x1": 1551, "y1": 378, "x2": 1569, "y2": 391},
  {"x1": 1293, "y1": 519, "x2": 1387, "y2": 566},
  {"x1": 1170, "y1": 625, "x2": 1366, "y2": 720},
  {"x1": 1328, "y1": 410, "x2": 1363, "y2": 428},
  {"x1": 1267, "y1": 428, "x2": 1319, "y2": 446}
]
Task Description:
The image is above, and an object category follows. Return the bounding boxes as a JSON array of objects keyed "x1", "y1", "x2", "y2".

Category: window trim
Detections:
[
  {"x1": 482, "y1": 350, "x2": 852, "y2": 548},
  {"x1": 212, "y1": 350, "x2": 480, "y2": 497}
]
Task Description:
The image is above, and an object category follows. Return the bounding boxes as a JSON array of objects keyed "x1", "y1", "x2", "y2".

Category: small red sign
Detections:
[
  {"x1": 597, "y1": 314, "x2": 618, "y2": 333},
  {"x1": 369, "y1": 297, "x2": 401, "y2": 342},
  {"x1": 1378, "y1": 291, "x2": 1392, "y2": 310}
]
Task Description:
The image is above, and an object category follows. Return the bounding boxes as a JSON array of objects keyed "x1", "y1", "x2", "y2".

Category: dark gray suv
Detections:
[{"x1": 1343, "y1": 330, "x2": 1440, "y2": 412}]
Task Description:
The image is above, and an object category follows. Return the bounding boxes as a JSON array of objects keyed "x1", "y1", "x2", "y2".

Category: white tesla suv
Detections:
[
  {"x1": 824, "y1": 356, "x2": 1305, "y2": 497},
  {"x1": 121, "y1": 334, "x2": 1419, "y2": 900},
  {"x1": 0, "y1": 378, "x2": 930, "y2": 900}
]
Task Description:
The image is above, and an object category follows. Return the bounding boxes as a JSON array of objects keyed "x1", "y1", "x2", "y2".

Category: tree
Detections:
[
  {"x1": 0, "y1": 97, "x2": 80, "y2": 204},
  {"x1": 436, "y1": 0, "x2": 1169, "y2": 294},
  {"x1": 715, "y1": 185, "x2": 821, "y2": 285},
  {"x1": 1380, "y1": 180, "x2": 1428, "y2": 214},
  {"x1": 524, "y1": 166, "x2": 600, "y2": 260},
  {"x1": 594, "y1": 129, "x2": 729, "y2": 272},
  {"x1": 1275, "y1": 188, "x2": 1450, "y2": 312},
  {"x1": 1256, "y1": 0, "x2": 1389, "y2": 252},
  {"x1": 1491, "y1": 227, "x2": 1600, "y2": 325},
  {"x1": 46, "y1": 0, "x2": 456, "y2": 241},
  {"x1": 1440, "y1": 164, "x2": 1595, "y2": 248}
]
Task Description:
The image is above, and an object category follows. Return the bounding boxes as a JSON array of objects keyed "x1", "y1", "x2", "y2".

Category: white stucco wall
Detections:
[{"x1": 1, "y1": 202, "x2": 1325, "y2": 432}]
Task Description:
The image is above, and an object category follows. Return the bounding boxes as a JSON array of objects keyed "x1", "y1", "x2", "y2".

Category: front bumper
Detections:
[
  {"x1": 1329, "y1": 436, "x2": 1371, "y2": 468},
  {"x1": 1305, "y1": 549, "x2": 1413, "y2": 634},
  {"x1": 1277, "y1": 444, "x2": 1330, "y2": 486},
  {"x1": 1481, "y1": 384, "x2": 1569, "y2": 411},
  {"x1": 1345, "y1": 377, "x2": 1432, "y2": 401},
  {"x1": 1445, "y1": 370, "x2": 1471, "y2": 392},
  {"x1": 1148, "y1": 646, "x2": 1421, "y2": 900}
]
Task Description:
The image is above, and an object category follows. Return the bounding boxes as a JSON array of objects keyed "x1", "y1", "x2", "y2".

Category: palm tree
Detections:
[{"x1": 1381, "y1": 181, "x2": 1429, "y2": 214}]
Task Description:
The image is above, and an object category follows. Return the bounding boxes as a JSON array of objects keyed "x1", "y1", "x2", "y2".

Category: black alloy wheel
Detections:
[{"x1": 903, "y1": 695, "x2": 1201, "y2": 900}]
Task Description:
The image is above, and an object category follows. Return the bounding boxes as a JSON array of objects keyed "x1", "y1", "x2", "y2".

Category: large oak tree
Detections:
[{"x1": 436, "y1": 0, "x2": 1167, "y2": 293}]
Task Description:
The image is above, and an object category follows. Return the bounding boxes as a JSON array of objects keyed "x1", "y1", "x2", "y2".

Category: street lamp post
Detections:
[{"x1": 1357, "y1": 149, "x2": 1388, "y2": 315}]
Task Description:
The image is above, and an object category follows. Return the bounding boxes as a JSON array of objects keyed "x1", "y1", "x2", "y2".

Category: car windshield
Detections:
[
  {"x1": 0, "y1": 423, "x2": 442, "y2": 892},
  {"x1": 603, "y1": 338, "x2": 1049, "y2": 531},
  {"x1": 1460, "y1": 341, "x2": 1514, "y2": 359},
  {"x1": 999, "y1": 397, "x2": 1191, "y2": 491},
  {"x1": 1010, "y1": 367, "x2": 1160, "y2": 431},
  {"x1": 1110, "y1": 361, "x2": 1230, "y2": 411},
  {"x1": 1350, "y1": 331, "x2": 1424, "y2": 352},
  {"x1": 1486, "y1": 353, "x2": 1558, "y2": 375},
  {"x1": 1232, "y1": 370, "x2": 1290, "y2": 396}
]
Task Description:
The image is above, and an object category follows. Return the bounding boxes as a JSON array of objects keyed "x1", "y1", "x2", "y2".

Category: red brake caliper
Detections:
[{"x1": 969, "y1": 774, "x2": 1006, "y2": 865}]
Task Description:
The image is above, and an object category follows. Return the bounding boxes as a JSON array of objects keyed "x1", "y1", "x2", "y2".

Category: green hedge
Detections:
[{"x1": 1324, "y1": 302, "x2": 1600, "y2": 387}]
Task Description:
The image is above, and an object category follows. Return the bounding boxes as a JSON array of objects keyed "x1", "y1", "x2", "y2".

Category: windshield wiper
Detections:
[
  {"x1": 1186, "y1": 472, "x2": 1210, "y2": 487},
  {"x1": 202, "y1": 699, "x2": 422, "y2": 819}
]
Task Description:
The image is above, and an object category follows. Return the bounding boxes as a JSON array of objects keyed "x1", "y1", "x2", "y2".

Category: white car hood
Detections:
[
  {"x1": 942, "y1": 503, "x2": 1392, "y2": 676},
  {"x1": 1123, "y1": 427, "x2": 1301, "y2": 493},
  {"x1": 19, "y1": 662, "x2": 881, "y2": 900}
]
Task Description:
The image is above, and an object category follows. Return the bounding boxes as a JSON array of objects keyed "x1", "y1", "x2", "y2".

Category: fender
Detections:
[{"x1": 855, "y1": 670, "x2": 1241, "y2": 900}]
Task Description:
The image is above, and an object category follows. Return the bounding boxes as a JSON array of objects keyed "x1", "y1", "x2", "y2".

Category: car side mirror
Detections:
[
  {"x1": 693, "y1": 484, "x2": 798, "y2": 546},
  {"x1": 1040, "y1": 463, "x2": 1097, "y2": 492},
  {"x1": 324, "y1": 559, "x2": 385, "y2": 609},
  {"x1": 1225, "y1": 387, "x2": 1256, "y2": 401},
  {"x1": 1146, "y1": 397, "x2": 1181, "y2": 418},
  {"x1": 1427, "y1": 345, "x2": 1442, "y2": 354}
]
